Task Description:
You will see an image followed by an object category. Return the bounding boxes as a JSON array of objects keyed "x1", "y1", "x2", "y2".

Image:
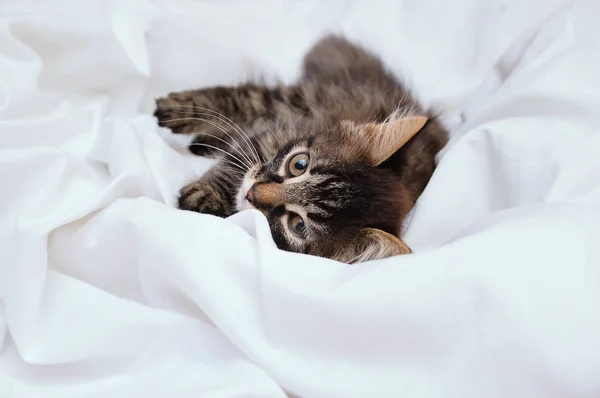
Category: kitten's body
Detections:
[{"x1": 154, "y1": 35, "x2": 447, "y2": 262}]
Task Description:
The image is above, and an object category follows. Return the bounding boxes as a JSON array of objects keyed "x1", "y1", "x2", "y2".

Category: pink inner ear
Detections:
[{"x1": 366, "y1": 116, "x2": 428, "y2": 165}]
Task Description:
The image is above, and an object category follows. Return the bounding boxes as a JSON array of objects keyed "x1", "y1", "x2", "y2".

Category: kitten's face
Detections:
[{"x1": 235, "y1": 119, "x2": 422, "y2": 262}]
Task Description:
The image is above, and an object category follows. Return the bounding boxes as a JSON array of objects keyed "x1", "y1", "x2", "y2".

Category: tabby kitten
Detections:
[{"x1": 154, "y1": 35, "x2": 447, "y2": 263}]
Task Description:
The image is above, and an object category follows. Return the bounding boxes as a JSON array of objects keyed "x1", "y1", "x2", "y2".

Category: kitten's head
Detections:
[{"x1": 236, "y1": 115, "x2": 426, "y2": 263}]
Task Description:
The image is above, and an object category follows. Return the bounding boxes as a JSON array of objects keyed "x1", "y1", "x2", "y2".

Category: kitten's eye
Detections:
[
  {"x1": 288, "y1": 213, "x2": 307, "y2": 238},
  {"x1": 287, "y1": 153, "x2": 309, "y2": 177}
]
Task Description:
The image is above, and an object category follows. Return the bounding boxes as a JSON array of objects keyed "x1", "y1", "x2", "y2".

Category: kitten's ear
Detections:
[
  {"x1": 334, "y1": 228, "x2": 411, "y2": 264},
  {"x1": 349, "y1": 116, "x2": 427, "y2": 166}
]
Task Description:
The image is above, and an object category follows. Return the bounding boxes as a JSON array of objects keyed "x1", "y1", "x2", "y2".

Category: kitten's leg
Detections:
[
  {"x1": 154, "y1": 86, "x2": 263, "y2": 157},
  {"x1": 154, "y1": 84, "x2": 312, "y2": 156},
  {"x1": 301, "y1": 35, "x2": 387, "y2": 83},
  {"x1": 178, "y1": 161, "x2": 243, "y2": 217},
  {"x1": 154, "y1": 85, "x2": 274, "y2": 135}
]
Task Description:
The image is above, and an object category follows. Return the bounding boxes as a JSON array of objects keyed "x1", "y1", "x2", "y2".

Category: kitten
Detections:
[{"x1": 154, "y1": 35, "x2": 448, "y2": 263}]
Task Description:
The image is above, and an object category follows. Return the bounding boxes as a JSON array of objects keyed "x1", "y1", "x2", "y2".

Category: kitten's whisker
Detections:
[
  {"x1": 159, "y1": 106, "x2": 261, "y2": 164},
  {"x1": 204, "y1": 157, "x2": 246, "y2": 175},
  {"x1": 160, "y1": 115, "x2": 253, "y2": 166},
  {"x1": 194, "y1": 131, "x2": 254, "y2": 169},
  {"x1": 188, "y1": 111, "x2": 260, "y2": 165},
  {"x1": 211, "y1": 157, "x2": 246, "y2": 175},
  {"x1": 160, "y1": 116, "x2": 254, "y2": 168},
  {"x1": 188, "y1": 143, "x2": 248, "y2": 172},
  {"x1": 219, "y1": 161, "x2": 246, "y2": 175},
  {"x1": 195, "y1": 108, "x2": 261, "y2": 164},
  {"x1": 157, "y1": 104, "x2": 261, "y2": 164},
  {"x1": 188, "y1": 115, "x2": 255, "y2": 167}
]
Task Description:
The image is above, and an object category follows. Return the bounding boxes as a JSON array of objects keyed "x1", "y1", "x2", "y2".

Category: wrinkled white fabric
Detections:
[{"x1": 1, "y1": 0, "x2": 599, "y2": 397}]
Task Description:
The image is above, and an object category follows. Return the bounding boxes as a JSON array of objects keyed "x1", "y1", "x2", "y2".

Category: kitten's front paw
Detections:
[
  {"x1": 178, "y1": 180, "x2": 232, "y2": 218},
  {"x1": 154, "y1": 95, "x2": 194, "y2": 134},
  {"x1": 154, "y1": 96, "x2": 183, "y2": 132}
]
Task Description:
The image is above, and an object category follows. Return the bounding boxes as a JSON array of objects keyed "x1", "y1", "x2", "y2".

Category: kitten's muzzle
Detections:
[{"x1": 246, "y1": 183, "x2": 285, "y2": 209}]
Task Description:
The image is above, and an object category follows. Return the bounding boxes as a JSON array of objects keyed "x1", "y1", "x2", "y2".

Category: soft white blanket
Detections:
[{"x1": 1, "y1": 0, "x2": 599, "y2": 397}]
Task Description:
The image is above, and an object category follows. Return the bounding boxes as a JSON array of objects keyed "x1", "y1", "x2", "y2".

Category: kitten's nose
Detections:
[
  {"x1": 246, "y1": 183, "x2": 285, "y2": 209},
  {"x1": 246, "y1": 186, "x2": 255, "y2": 204}
]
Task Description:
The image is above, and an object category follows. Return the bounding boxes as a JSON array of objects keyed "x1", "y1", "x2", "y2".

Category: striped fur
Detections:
[{"x1": 154, "y1": 35, "x2": 448, "y2": 263}]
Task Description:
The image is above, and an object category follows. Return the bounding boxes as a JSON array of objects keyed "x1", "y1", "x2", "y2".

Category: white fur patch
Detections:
[{"x1": 236, "y1": 170, "x2": 257, "y2": 212}]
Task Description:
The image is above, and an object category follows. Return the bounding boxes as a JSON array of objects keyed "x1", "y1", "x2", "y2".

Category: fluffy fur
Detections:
[{"x1": 154, "y1": 35, "x2": 448, "y2": 263}]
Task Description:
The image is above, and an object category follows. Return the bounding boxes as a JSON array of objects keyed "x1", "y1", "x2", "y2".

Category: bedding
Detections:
[{"x1": 1, "y1": 0, "x2": 599, "y2": 397}]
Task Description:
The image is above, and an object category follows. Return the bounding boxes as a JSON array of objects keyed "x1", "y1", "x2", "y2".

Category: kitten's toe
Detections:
[
  {"x1": 178, "y1": 181, "x2": 231, "y2": 218},
  {"x1": 154, "y1": 97, "x2": 174, "y2": 125},
  {"x1": 154, "y1": 97, "x2": 191, "y2": 133}
]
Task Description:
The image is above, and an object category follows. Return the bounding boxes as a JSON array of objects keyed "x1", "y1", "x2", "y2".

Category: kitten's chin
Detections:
[
  {"x1": 236, "y1": 198, "x2": 254, "y2": 212},
  {"x1": 235, "y1": 172, "x2": 256, "y2": 212}
]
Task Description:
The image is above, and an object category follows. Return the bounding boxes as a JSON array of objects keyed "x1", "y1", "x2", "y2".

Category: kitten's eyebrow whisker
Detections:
[
  {"x1": 258, "y1": 116, "x2": 281, "y2": 147},
  {"x1": 157, "y1": 104, "x2": 261, "y2": 164},
  {"x1": 300, "y1": 92, "x2": 330, "y2": 134},
  {"x1": 160, "y1": 116, "x2": 254, "y2": 169}
]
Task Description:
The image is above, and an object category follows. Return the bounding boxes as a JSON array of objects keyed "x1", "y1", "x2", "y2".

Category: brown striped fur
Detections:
[{"x1": 154, "y1": 35, "x2": 448, "y2": 263}]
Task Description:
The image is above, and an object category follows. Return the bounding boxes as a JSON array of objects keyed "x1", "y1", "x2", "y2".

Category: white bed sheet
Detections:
[{"x1": 1, "y1": 0, "x2": 600, "y2": 397}]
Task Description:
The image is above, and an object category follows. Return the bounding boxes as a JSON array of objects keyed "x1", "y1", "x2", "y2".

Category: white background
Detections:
[{"x1": 1, "y1": 0, "x2": 599, "y2": 397}]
